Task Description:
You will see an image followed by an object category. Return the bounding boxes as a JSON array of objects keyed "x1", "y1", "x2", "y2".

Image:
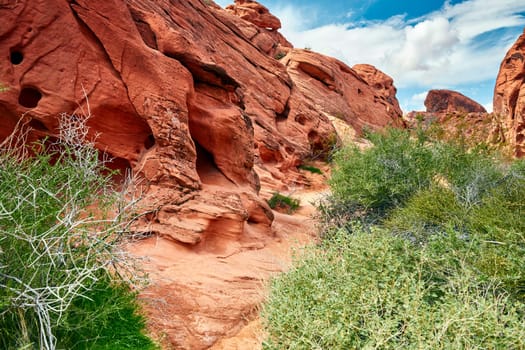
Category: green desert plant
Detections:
[
  {"x1": 267, "y1": 192, "x2": 300, "y2": 213},
  {"x1": 264, "y1": 127, "x2": 525, "y2": 349},
  {"x1": 0, "y1": 113, "x2": 155, "y2": 349},
  {"x1": 298, "y1": 164, "x2": 322, "y2": 174},
  {"x1": 329, "y1": 127, "x2": 436, "y2": 219},
  {"x1": 274, "y1": 52, "x2": 286, "y2": 60},
  {"x1": 262, "y1": 228, "x2": 525, "y2": 350}
]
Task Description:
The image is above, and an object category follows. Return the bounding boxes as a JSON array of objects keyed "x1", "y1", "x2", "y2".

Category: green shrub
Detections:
[
  {"x1": 274, "y1": 52, "x2": 286, "y2": 60},
  {"x1": 329, "y1": 128, "x2": 436, "y2": 217},
  {"x1": 263, "y1": 228, "x2": 525, "y2": 350},
  {"x1": 0, "y1": 117, "x2": 155, "y2": 349},
  {"x1": 267, "y1": 192, "x2": 300, "y2": 213},
  {"x1": 298, "y1": 164, "x2": 322, "y2": 174},
  {"x1": 264, "y1": 127, "x2": 525, "y2": 348}
]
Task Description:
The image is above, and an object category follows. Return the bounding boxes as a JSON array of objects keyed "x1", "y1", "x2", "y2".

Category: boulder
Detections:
[
  {"x1": 493, "y1": 27, "x2": 525, "y2": 156},
  {"x1": 425, "y1": 89, "x2": 487, "y2": 114},
  {"x1": 223, "y1": 0, "x2": 292, "y2": 58},
  {"x1": 225, "y1": 0, "x2": 281, "y2": 30}
]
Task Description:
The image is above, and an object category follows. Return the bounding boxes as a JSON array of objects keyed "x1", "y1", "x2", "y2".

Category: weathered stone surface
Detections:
[
  {"x1": 282, "y1": 50, "x2": 405, "y2": 138},
  {"x1": 494, "y1": 27, "x2": 525, "y2": 156},
  {"x1": 425, "y1": 89, "x2": 487, "y2": 114},
  {"x1": 353, "y1": 63, "x2": 403, "y2": 116},
  {"x1": 0, "y1": 0, "x2": 405, "y2": 348},
  {"x1": 225, "y1": 0, "x2": 281, "y2": 30},
  {"x1": 222, "y1": 0, "x2": 292, "y2": 58}
]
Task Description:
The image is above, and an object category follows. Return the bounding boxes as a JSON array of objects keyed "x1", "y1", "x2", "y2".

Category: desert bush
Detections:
[
  {"x1": 329, "y1": 128, "x2": 436, "y2": 219},
  {"x1": 267, "y1": 192, "x2": 300, "y2": 213},
  {"x1": 298, "y1": 164, "x2": 322, "y2": 174},
  {"x1": 0, "y1": 116, "x2": 155, "y2": 349},
  {"x1": 264, "y1": 127, "x2": 525, "y2": 349},
  {"x1": 262, "y1": 228, "x2": 525, "y2": 349}
]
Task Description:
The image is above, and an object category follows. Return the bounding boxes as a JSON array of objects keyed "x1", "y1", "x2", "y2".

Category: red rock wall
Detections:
[
  {"x1": 0, "y1": 0, "x2": 404, "y2": 246},
  {"x1": 494, "y1": 28, "x2": 525, "y2": 156}
]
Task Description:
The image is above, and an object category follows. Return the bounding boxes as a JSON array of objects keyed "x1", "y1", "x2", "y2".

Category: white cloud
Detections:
[
  {"x1": 483, "y1": 102, "x2": 493, "y2": 113},
  {"x1": 409, "y1": 91, "x2": 429, "y2": 111},
  {"x1": 273, "y1": 0, "x2": 525, "y2": 110}
]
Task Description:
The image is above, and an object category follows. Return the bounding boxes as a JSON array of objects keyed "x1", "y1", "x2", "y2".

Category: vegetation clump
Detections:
[
  {"x1": 298, "y1": 164, "x2": 322, "y2": 174},
  {"x1": 263, "y1": 126, "x2": 525, "y2": 349},
  {"x1": 267, "y1": 192, "x2": 300, "y2": 214},
  {"x1": 0, "y1": 117, "x2": 156, "y2": 350}
]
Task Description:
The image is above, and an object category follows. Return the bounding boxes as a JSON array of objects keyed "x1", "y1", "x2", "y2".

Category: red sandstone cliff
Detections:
[
  {"x1": 0, "y1": 0, "x2": 404, "y2": 348},
  {"x1": 494, "y1": 27, "x2": 525, "y2": 157}
]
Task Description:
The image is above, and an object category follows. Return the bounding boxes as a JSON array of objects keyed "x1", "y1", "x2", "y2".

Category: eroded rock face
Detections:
[
  {"x1": 0, "y1": 0, "x2": 404, "y2": 348},
  {"x1": 494, "y1": 28, "x2": 525, "y2": 156},
  {"x1": 282, "y1": 51, "x2": 405, "y2": 135},
  {"x1": 225, "y1": 0, "x2": 281, "y2": 30},
  {"x1": 224, "y1": 0, "x2": 292, "y2": 57},
  {"x1": 425, "y1": 89, "x2": 487, "y2": 114},
  {"x1": 353, "y1": 63, "x2": 403, "y2": 116}
]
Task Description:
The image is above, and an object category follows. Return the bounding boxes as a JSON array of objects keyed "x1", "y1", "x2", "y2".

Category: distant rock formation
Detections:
[
  {"x1": 425, "y1": 89, "x2": 487, "y2": 114},
  {"x1": 0, "y1": 0, "x2": 405, "y2": 348},
  {"x1": 405, "y1": 89, "x2": 502, "y2": 150},
  {"x1": 494, "y1": 27, "x2": 525, "y2": 157}
]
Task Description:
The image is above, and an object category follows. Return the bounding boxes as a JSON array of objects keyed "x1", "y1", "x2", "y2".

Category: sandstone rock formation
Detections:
[
  {"x1": 494, "y1": 27, "x2": 525, "y2": 157},
  {"x1": 425, "y1": 89, "x2": 487, "y2": 114},
  {"x1": 224, "y1": 0, "x2": 292, "y2": 58},
  {"x1": 353, "y1": 63, "x2": 403, "y2": 117},
  {"x1": 226, "y1": 0, "x2": 281, "y2": 30},
  {"x1": 405, "y1": 89, "x2": 503, "y2": 151},
  {"x1": 0, "y1": 0, "x2": 404, "y2": 348}
]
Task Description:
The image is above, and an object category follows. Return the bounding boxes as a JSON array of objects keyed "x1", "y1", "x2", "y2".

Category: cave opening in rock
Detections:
[
  {"x1": 10, "y1": 49, "x2": 23, "y2": 65},
  {"x1": 100, "y1": 152, "x2": 132, "y2": 186},
  {"x1": 194, "y1": 140, "x2": 230, "y2": 186},
  {"x1": 18, "y1": 87, "x2": 42, "y2": 108},
  {"x1": 144, "y1": 134, "x2": 155, "y2": 149}
]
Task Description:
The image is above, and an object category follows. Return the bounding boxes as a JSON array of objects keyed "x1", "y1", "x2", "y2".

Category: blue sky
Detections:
[{"x1": 215, "y1": 0, "x2": 525, "y2": 112}]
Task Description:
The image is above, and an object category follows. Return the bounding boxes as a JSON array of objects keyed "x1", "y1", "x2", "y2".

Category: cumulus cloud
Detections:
[
  {"x1": 273, "y1": 0, "x2": 525, "y2": 111},
  {"x1": 409, "y1": 91, "x2": 429, "y2": 111}
]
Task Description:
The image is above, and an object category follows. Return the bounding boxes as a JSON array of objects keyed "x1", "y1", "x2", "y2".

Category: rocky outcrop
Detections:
[
  {"x1": 224, "y1": 0, "x2": 292, "y2": 57},
  {"x1": 282, "y1": 51, "x2": 404, "y2": 136},
  {"x1": 353, "y1": 63, "x2": 403, "y2": 117},
  {"x1": 425, "y1": 89, "x2": 487, "y2": 114},
  {"x1": 0, "y1": 0, "x2": 404, "y2": 348},
  {"x1": 226, "y1": 0, "x2": 281, "y2": 30},
  {"x1": 494, "y1": 28, "x2": 525, "y2": 156}
]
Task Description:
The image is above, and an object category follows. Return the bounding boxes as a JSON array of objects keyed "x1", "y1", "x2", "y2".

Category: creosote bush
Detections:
[
  {"x1": 263, "y1": 126, "x2": 525, "y2": 349},
  {"x1": 0, "y1": 115, "x2": 156, "y2": 349}
]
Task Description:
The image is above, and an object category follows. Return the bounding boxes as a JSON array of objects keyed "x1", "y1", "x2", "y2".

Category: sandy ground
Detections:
[{"x1": 125, "y1": 164, "x2": 330, "y2": 349}]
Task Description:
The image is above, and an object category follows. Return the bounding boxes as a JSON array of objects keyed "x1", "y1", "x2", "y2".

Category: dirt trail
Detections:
[{"x1": 126, "y1": 165, "x2": 329, "y2": 349}]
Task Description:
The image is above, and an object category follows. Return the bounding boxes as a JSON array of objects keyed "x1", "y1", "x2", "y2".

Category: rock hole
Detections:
[
  {"x1": 195, "y1": 141, "x2": 224, "y2": 185},
  {"x1": 28, "y1": 119, "x2": 49, "y2": 132},
  {"x1": 101, "y1": 153, "x2": 132, "y2": 185},
  {"x1": 10, "y1": 49, "x2": 23, "y2": 65},
  {"x1": 144, "y1": 134, "x2": 155, "y2": 149},
  {"x1": 295, "y1": 114, "x2": 307, "y2": 125},
  {"x1": 18, "y1": 87, "x2": 42, "y2": 108}
]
